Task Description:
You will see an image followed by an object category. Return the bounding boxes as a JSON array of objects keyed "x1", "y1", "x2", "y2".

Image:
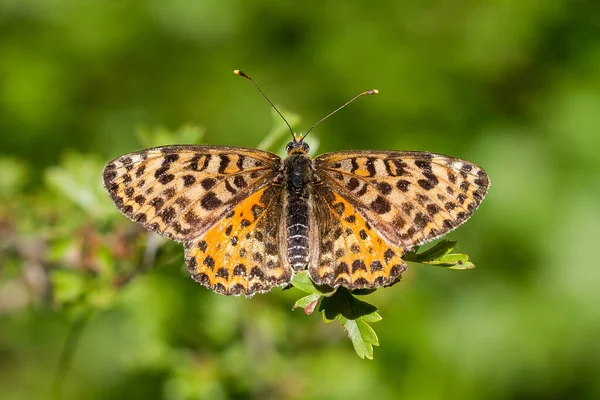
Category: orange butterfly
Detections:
[{"x1": 103, "y1": 71, "x2": 489, "y2": 296}]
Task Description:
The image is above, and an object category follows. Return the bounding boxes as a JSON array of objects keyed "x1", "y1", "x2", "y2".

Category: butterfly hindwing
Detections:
[
  {"x1": 103, "y1": 145, "x2": 282, "y2": 242},
  {"x1": 310, "y1": 186, "x2": 407, "y2": 289},
  {"x1": 184, "y1": 185, "x2": 289, "y2": 296},
  {"x1": 314, "y1": 151, "x2": 490, "y2": 250}
]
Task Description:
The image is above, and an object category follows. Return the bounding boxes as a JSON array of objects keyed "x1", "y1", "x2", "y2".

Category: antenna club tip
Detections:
[
  {"x1": 234, "y1": 69, "x2": 248, "y2": 78},
  {"x1": 361, "y1": 89, "x2": 379, "y2": 96}
]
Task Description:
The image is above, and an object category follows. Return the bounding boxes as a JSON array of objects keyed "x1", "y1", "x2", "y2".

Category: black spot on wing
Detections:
[
  {"x1": 376, "y1": 181, "x2": 392, "y2": 195},
  {"x1": 182, "y1": 175, "x2": 196, "y2": 187},
  {"x1": 346, "y1": 177, "x2": 360, "y2": 191},
  {"x1": 396, "y1": 179, "x2": 410, "y2": 192},
  {"x1": 201, "y1": 192, "x2": 222, "y2": 210},
  {"x1": 370, "y1": 195, "x2": 391, "y2": 214}
]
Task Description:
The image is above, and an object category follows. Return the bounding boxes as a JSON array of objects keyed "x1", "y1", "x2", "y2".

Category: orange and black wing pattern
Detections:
[
  {"x1": 311, "y1": 186, "x2": 407, "y2": 289},
  {"x1": 103, "y1": 145, "x2": 289, "y2": 296},
  {"x1": 184, "y1": 185, "x2": 290, "y2": 296},
  {"x1": 102, "y1": 145, "x2": 281, "y2": 242},
  {"x1": 311, "y1": 150, "x2": 489, "y2": 288},
  {"x1": 315, "y1": 151, "x2": 490, "y2": 249}
]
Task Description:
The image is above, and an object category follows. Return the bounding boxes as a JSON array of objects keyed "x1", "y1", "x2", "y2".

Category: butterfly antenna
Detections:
[
  {"x1": 302, "y1": 89, "x2": 378, "y2": 140},
  {"x1": 234, "y1": 70, "x2": 295, "y2": 140}
]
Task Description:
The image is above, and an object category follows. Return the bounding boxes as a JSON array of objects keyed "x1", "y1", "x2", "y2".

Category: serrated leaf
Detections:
[
  {"x1": 340, "y1": 316, "x2": 380, "y2": 360},
  {"x1": 319, "y1": 287, "x2": 378, "y2": 320},
  {"x1": 317, "y1": 286, "x2": 382, "y2": 358},
  {"x1": 424, "y1": 253, "x2": 475, "y2": 270},
  {"x1": 290, "y1": 271, "x2": 334, "y2": 296},
  {"x1": 360, "y1": 311, "x2": 383, "y2": 323},
  {"x1": 404, "y1": 240, "x2": 475, "y2": 270},
  {"x1": 404, "y1": 240, "x2": 456, "y2": 263},
  {"x1": 290, "y1": 271, "x2": 321, "y2": 294}
]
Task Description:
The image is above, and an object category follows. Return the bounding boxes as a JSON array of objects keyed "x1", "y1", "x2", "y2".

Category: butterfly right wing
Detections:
[
  {"x1": 314, "y1": 151, "x2": 490, "y2": 249},
  {"x1": 310, "y1": 150, "x2": 489, "y2": 290},
  {"x1": 102, "y1": 145, "x2": 282, "y2": 242}
]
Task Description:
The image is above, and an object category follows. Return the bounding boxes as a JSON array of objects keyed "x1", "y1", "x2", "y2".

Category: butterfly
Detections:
[{"x1": 102, "y1": 70, "x2": 490, "y2": 297}]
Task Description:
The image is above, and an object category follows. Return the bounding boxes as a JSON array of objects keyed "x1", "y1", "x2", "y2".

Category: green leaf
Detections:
[
  {"x1": 290, "y1": 271, "x2": 320, "y2": 294},
  {"x1": 360, "y1": 311, "x2": 383, "y2": 324},
  {"x1": 339, "y1": 317, "x2": 380, "y2": 360},
  {"x1": 425, "y1": 253, "x2": 475, "y2": 270},
  {"x1": 404, "y1": 239, "x2": 475, "y2": 270},
  {"x1": 404, "y1": 239, "x2": 456, "y2": 262},
  {"x1": 317, "y1": 287, "x2": 381, "y2": 358},
  {"x1": 319, "y1": 287, "x2": 378, "y2": 321},
  {"x1": 291, "y1": 272, "x2": 334, "y2": 315},
  {"x1": 290, "y1": 271, "x2": 333, "y2": 295}
]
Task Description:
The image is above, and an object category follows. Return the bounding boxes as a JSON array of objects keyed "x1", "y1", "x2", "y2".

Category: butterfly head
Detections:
[{"x1": 286, "y1": 133, "x2": 310, "y2": 155}]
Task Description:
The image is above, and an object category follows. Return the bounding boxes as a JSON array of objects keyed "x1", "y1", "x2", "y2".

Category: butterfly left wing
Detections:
[
  {"x1": 103, "y1": 145, "x2": 291, "y2": 296},
  {"x1": 103, "y1": 145, "x2": 281, "y2": 242}
]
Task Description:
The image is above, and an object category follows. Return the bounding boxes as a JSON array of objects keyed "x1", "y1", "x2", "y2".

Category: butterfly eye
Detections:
[
  {"x1": 302, "y1": 142, "x2": 310, "y2": 153},
  {"x1": 285, "y1": 142, "x2": 293, "y2": 153}
]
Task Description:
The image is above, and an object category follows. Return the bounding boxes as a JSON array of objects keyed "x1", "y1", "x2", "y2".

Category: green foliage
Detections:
[
  {"x1": 292, "y1": 240, "x2": 475, "y2": 359},
  {"x1": 0, "y1": 156, "x2": 30, "y2": 199},
  {"x1": 45, "y1": 152, "x2": 115, "y2": 220},
  {"x1": 404, "y1": 240, "x2": 475, "y2": 270}
]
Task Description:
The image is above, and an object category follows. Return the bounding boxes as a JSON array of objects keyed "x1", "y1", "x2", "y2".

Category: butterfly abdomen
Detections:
[
  {"x1": 284, "y1": 154, "x2": 313, "y2": 271},
  {"x1": 286, "y1": 198, "x2": 310, "y2": 271}
]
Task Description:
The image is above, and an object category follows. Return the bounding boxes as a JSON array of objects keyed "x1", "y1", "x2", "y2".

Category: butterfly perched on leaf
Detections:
[{"x1": 102, "y1": 70, "x2": 490, "y2": 296}]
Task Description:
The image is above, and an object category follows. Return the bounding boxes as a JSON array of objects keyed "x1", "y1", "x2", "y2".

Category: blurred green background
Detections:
[{"x1": 2, "y1": 0, "x2": 600, "y2": 399}]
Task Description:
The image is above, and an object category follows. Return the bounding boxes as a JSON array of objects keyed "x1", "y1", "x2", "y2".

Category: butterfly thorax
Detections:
[{"x1": 283, "y1": 150, "x2": 314, "y2": 272}]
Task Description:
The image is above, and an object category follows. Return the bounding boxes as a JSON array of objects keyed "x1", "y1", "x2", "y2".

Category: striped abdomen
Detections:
[{"x1": 285, "y1": 197, "x2": 310, "y2": 271}]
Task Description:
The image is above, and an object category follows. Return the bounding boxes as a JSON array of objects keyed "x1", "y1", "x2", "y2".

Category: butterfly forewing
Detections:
[
  {"x1": 314, "y1": 151, "x2": 490, "y2": 250},
  {"x1": 102, "y1": 145, "x2": 282, "y2": 242}
]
